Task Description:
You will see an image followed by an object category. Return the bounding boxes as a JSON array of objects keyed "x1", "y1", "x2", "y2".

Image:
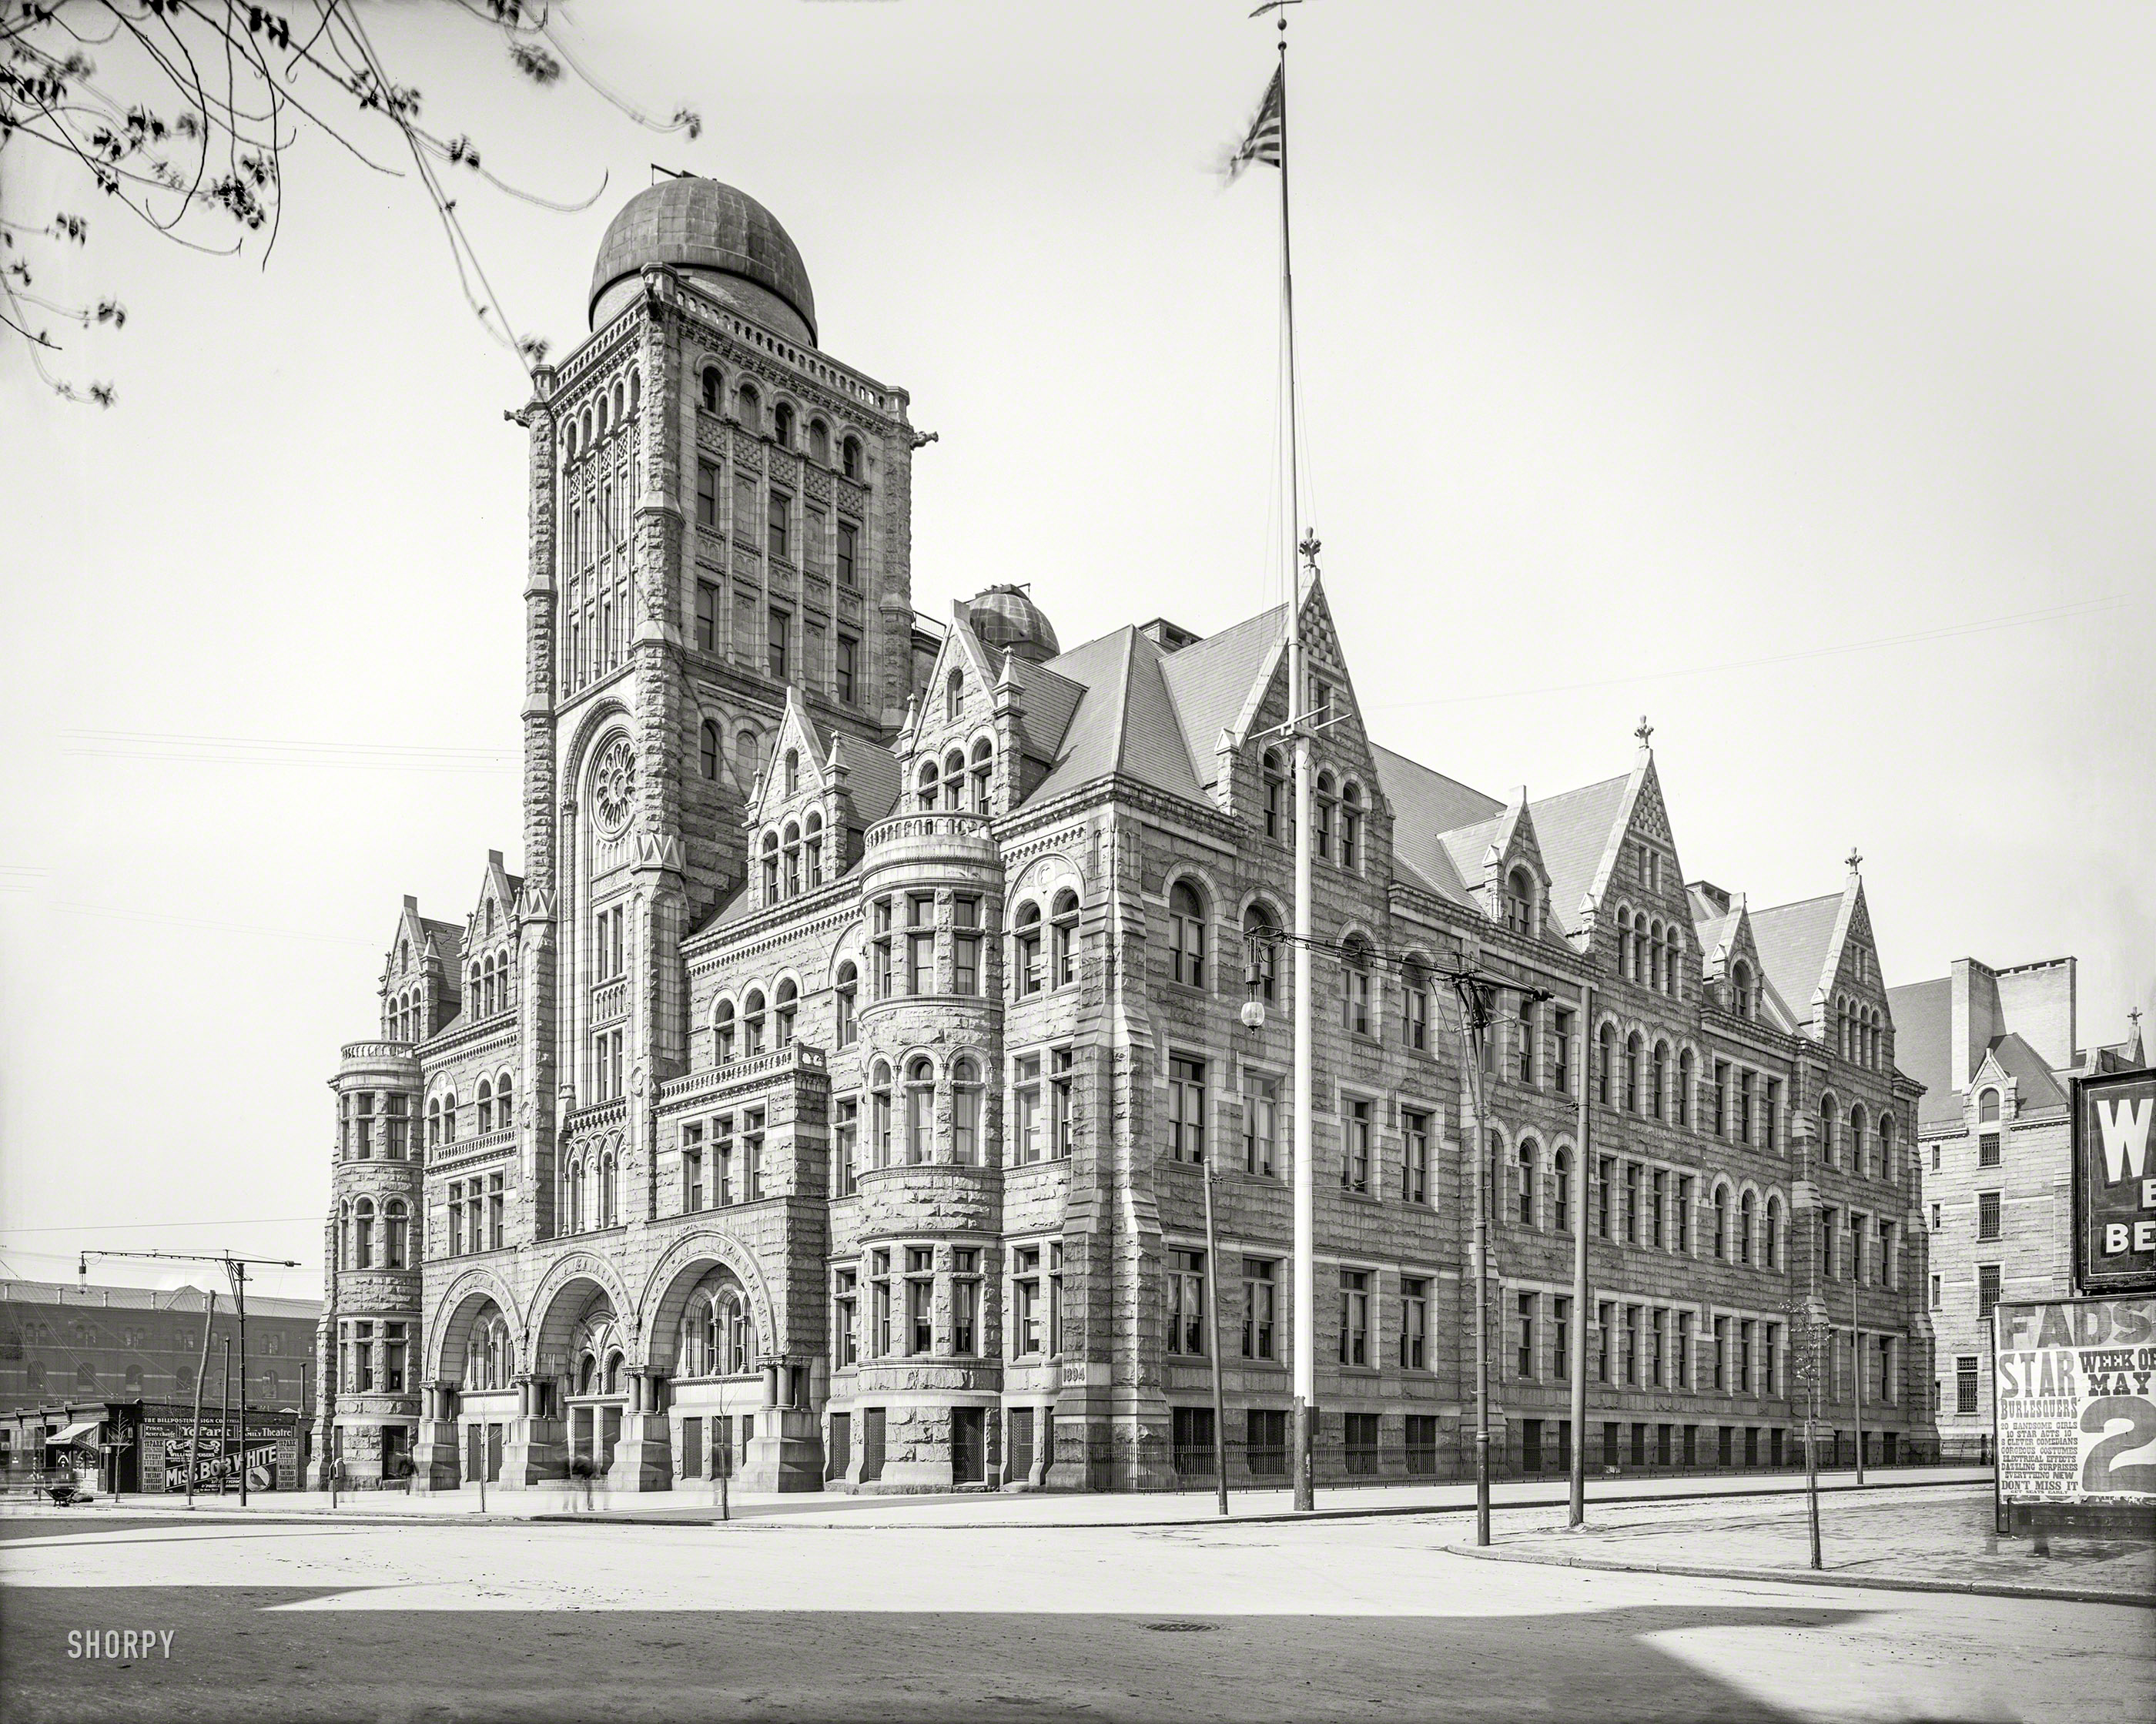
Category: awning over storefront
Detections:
[{"x1": 45, "y1": 1421, "x2": 100, "y2": 1445}]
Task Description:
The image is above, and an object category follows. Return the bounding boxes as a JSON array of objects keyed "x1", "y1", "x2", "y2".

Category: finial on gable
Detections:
[
  {"x1": 1634, "y1": 715, "x2": 1654, "y2": 753},
  {"x1": 1846, "y1": 847, "x2": 1863, "y2": 875}
]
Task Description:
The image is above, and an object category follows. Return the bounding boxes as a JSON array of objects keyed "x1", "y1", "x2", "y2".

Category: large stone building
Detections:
[
  {"x1": 1889, "y1": 957, "x2": 2144, "y2": 1457},
  {"x1": 316, "y1": 176, "x2": 1940, "y2": 1493}
]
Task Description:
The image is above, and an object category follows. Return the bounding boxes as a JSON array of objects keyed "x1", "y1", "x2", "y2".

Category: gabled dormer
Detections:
[
  {"x1": 747, "y1": 688, "x2": 842, "y2": 912},
  {"x1": 460, "y1": 850, "x2": 522, "y2": 1026},
  {"x1": 378, "y1": 895, "x2": 462, "y2": 1045},
  {"x1": 896, "y1": 604, "x2": 1007, "y2": 818},
  {"x1": 1440, "y1": 789, "x2": 1555, "y2": 942},
  {"x1": 1818, "y1": 856, "x2": 1892, "y2": 1072},
  {"x1": 1691, "y1": 882, "x2": 1783, "y2": 1027}
]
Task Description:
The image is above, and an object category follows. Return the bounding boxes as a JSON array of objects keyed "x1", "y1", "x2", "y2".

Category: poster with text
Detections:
[{"x1": 1994, "y1": 1296, "x2": 2156, "y2": 1505}]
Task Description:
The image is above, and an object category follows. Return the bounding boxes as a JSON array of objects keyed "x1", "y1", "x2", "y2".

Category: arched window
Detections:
[
  {"x1": 699, "y1": 721, "x2": 720, "y2": 781},
  {"x1": 1820, "y1": 1099, "x2": 1839, "y2": 1167},
  {"x1": 1850, "y1": 1102, "x2": 1870, "y2": 1177},
  {"x1": 835, "y1": 961, "x2": 859, "y2": 1046},
  {"x1": 1739, "y1": 1190, "x2": 1756, "y2": 1265},
  {"x1": 1313, "y1": 770, "x2": 1335, "y2": 860},
  {"x1": 1647, "y1": 919, "x2": 1665, "y2": 993},
  {"x1": 1879, "y1": 1113, "x2": 1897, "y2": 1182},
  {"x1": 496, "y1": 1073, "x2": 513, "y2": 1127},
  {"x1": 601, "y1": 1152, "x2": 618, "y2": 1227},
  {"x1": 714, "y1": 999, "x2": 737, "y2": 1063},
  {"x1": 774, "y1": 403, "x2": 795, "y2": 447},
  {"x1": 721, "y1": 1291, "x2": 752, "y2": 1375},
  {"x1": 952, "y1": 1056, "x2": 983, "y2": 1165},
  {"x1": 1398, "y1": 957, "x2": 1429, "y2": 1049},
  {"x1": 604, "y1": 1350, "x2": 624, "y2": 1394},
  {"x1": 1615, "y1": 906, "x2": 1633, "y2": 978},
  {"x1": 870, "y1": 1060, "x2": 894, "y2": 1170},
  {"x1": 762, "y1": 829, "x2": 782, "y2": 901},
  {"x1": 427, "y1": 1096, "x2": 443, "y2": 1147},
  {"x1": 443, "y1": 1091, "x2": 457, "y2": 1143},
  {"x1": 1168, "y1": 880, "x2": 1207, "y2": 987},
  {"x1": 1553, "y1": 1147, "x2": 1572, "y2": 1233},
  {"x1": 1597, "y1": 1023, "x2": 1618, "y2": 1106},
  {"x1": 1015, "y1": 901, "x2": 1043, "y2": 996},
  {"x1": 1765, "y1": 1195, "x2": 1784, "y2": 1270},
  {"x1": 699, "y1": 366, "x2": 722, "y2": 413},
  {"x1": 804, "y1": 812, "x2": 824, "y2": 888},
  {"x1": 1625, "y1": 1032, "x2": 1643, "y2": 1113},
  {"x1": 1504, "y1": 867, "x2": 1535, "y2": 936},
  {"x1": 743, "y1": 989, "x2": 767, "y2": 1056},
  {"x1": 568, "y1": 1157, "x2": 584, "y2": 1234},
  {"x1": 1262, "y1": 748, "x2": 1287, "y2": 841},
  {"x1": 737, "y1": 728, "x2": 759, "y2": 784},
  {"x1": 1339, "y1": 781, "x2": 1363, "y2": 870},
  {"x1": 384, "y1": 1199, "x2": 408, "y2": 1270},
  {"x1": 477, "y1": 1078, "x2": 494, "y2": 1133},
  {"x1": 1516, "y1": 1140, "x2": 1538, "y2": 1227},
  {"x1": 946, "y1": 669, "x2": 963, "y2": 724},
  {"x1": 354, "y1": 1199, "x2": 375, "y2": 1270},
  {"x1": 1053, "y1": 889, "x2": 1080, "y2": 986},
  {"x1": 1712, "y1": 1186, "x2": 1729, "y2": 1260},
  {"x1": 775, "y1": 978, "x2": 798, "y2": 1047},
  {"x1": 783, "y1": 820, "x2": 802, "y2": 896},
  {"x1": 736, "y1": 381, "x2": 761, "y2": 429},
  {"x1": 678, "y1": 1290, "x2": 717, "y2": 1379},
  {"x1": 1676, "y1": 1049, "x2": 1695, "y2": 1127},
  {"x1": 1652, "y1": 1041, "x2": 1670, "y2": 1119},
  {"x1": 905, "y1": 1056, "x2": 934, "y2": 1164},
  {"x1": 784, "y1": 748, "x2": 799, "y2": 795},
  {"x1": 808, "y1": 418, "x2": 829, "y2": 463},
  {"x1": 1244, "y1": 903, "x2": 1280, "y2": 1005},
  {"x1": 1731, "y1": 959, "x2": 1754, "y2": 1019},
  {"x1": 337, "y1": 1200, "x2": 350, "y2": 1270},
  {"x1": 1977, "y1": 1087, "x2": 2000, "y2": 1124},
  {"x1": 1340, "y1": 936, "x2": 1374, "y2": 1038},
  {"x1": 916, "y1": 758, "x2": 939, "y2": 811},
  {"x1": 969, "y1": 738, "x2": 993, "y2": 812},
  {"x1": 841, "y1": 435, "x2": 862, "y2": 480},
  {"x1": 942, "y1": 748, "x2": 964, "y2": 809}
]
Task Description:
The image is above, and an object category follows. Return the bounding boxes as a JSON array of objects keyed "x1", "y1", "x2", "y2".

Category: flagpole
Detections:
[{"x1": 1273, "y1": 12, "x2": 1319, "y2": 1520}]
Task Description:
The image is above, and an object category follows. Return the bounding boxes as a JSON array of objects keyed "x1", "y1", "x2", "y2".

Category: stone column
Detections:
[
  {"x1": 499, "y1": 1373, "x2": 566, "y2": 1487},
  {"x1": 413, "y1": 1379, "x2": 461, "y2": 1493},
  {"x1": 607, "y1": 1367, "x2": 674, "y2": 1493}
]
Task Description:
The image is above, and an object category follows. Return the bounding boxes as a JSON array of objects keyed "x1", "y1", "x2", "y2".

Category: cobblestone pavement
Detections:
[
  {"x1": 3, "y1": 1499, "x2": 2151, "y2": 1722},
  {"x1": 1448, "y1": 1482, "x2": 2156, "y2": 1602}
]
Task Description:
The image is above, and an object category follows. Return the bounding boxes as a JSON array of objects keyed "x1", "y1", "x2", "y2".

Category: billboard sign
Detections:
[
  {"x1": 1993, "y1": 1296, "x2": 2156, "y2": 1505},
  {"x1": 2076, "y1": 1069, "x2": 2156, "y2": 1294}
]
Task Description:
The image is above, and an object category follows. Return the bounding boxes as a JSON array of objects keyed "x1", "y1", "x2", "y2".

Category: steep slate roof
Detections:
[
  {"x1": 1887, "y1": 976, "x2": 1957, "y2": 1126},
  {"x1": 1524, "y1": 774, "x2": 1632, "y2": 936},
  {"x1": 1027, "y1": 627, "x2": 1204, "y2": 805},
  {"x1": 1749, "y1": 892, "x2": 1843, "y2": 1029},
  {"x1": 833, "y1": 735, "x2": 902, "y2": 827},
  {"x1": 1157, "y1": 604, "x2": 1290, "y2": 787},
  {"x1": 1002, "y1": 652, "x2": 1086, "y2": 763},
  {"x1": 1990, "y1": 1033, "x2": 2070, "y2": 1112},
  {"x1": 1370, "y1": 745, "x2": 1502, "y2": 906}
]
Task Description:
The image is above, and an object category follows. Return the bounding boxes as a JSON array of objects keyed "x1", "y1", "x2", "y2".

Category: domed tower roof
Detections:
[
  {"x1": 589, "y1": 177, "x2": 816, "y2": 343},
  {"x1": 966, "y1": 584, "x2": 1060, "y2": 664}
]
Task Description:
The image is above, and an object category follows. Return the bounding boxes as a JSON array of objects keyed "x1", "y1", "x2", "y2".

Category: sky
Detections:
[{"x1": 2, "y1": 2, "x2": 2151, "y2": 1300}]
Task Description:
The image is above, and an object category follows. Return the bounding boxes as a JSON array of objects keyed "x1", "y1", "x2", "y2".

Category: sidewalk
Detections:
[
  {"x1": 1442, "y1": 1481, "x2": 2156, "y2": 1605},
  {"x1": 8, "y1": 1464, "x2": 1992, "y2": 1530}
]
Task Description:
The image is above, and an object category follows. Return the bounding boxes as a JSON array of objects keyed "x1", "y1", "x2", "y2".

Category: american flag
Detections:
[{"x1": 1227, "y1": 65, "x2": 1284, "y2": 179}]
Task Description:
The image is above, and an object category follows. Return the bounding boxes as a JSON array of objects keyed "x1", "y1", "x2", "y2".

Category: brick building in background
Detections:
[
  {"x1": 316, "y1": 176, "x2": 1940, "y2": 1494},
  {"x1": 1889, "y1": 957, "x2": 2145, "y2": 1456}
]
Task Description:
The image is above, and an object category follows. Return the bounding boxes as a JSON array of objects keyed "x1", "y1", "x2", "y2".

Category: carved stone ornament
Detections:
[{"x1": 591, "y1": 737, "x2": 637, "y2": 837}]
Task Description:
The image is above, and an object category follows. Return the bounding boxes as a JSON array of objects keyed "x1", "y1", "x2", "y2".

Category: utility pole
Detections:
[
  {"x1": 1568, "y1": 983, "x2": 1592, "y2": 1527},
  {"x1": 219, "y1": 1339, "x2": 231, "y2": 1496},
  {"x1": 186, "y1": 1289, "x2": 215, "y2": 1509}
]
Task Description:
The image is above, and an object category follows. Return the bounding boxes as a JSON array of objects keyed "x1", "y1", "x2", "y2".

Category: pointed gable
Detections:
[
  {"x1": 1027, "y1": 625, "x2": 1204, "y2": 804},
  {"x1": 1523, "y1": 773, "x2": 1632, "y2": 938},
  {"x1": 1158, "y1": 602, "x2": 1288, "y2": 789}
]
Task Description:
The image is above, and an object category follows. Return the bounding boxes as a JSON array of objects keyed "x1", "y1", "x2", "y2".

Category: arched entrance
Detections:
[
  {"x1": 532, "y1": 1277, "x2": 625, "y2": 1485},
  {"x1": 648, "y1": 1259, "x2": 766, "y2": 1490}
]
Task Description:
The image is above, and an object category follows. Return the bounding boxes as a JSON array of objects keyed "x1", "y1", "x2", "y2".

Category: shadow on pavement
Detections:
[{"x1": 2, "y1": 1588, "x2": 1883, "y2": 1723}]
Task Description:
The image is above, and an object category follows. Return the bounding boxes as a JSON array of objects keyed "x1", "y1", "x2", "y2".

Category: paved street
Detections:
[{"x1": 5, "y1": 1498, "x2": 2151, "y2": 1722}]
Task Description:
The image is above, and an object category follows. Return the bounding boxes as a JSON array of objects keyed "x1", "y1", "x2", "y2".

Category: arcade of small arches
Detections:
[
  {"x1": 1833, "y1": 994, "x2": 1889, "y2": 1070},
  {"x1": 1258, "y1": 750, "x2": 1368, "y2": 873},
  {"x1": 913, "y1": 735, "x2": 995, "y2": 815},
  {"x1": 758, "y1": 795, "x2": 828, "y2": 904},
  {"x1": 1815, "y1": 1092, "x2": 1901, "y2": 1180},
  {"x1": 467, "y1": 937, "x2": 517, "y2": 1022},
  {"x1": 336, "y1": 1195, "x2": 412, "y2": 1272},
  {"x1": 558, "y1": 1140, "x2": 624, "y2": 1235},
  {"x1": 1612, "y1": 902, "x2": 1686, "y2": 999},
  {"x1": 865, "y1": 1049, "x2": 991, "y2": 1170},
  {"x1": 711, "y1": 977, "x2": 803, "y2": 1063},
  {"x1": 694, "y1": 359, "x2": 865, "y2": 480}
]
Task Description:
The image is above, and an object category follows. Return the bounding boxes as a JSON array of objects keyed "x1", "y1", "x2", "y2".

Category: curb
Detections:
[{"x1": 1439, "y1": 1538, "x2": 2156, "y2": 1609}]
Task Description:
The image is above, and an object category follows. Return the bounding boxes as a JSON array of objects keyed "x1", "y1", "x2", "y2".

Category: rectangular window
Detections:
[
  {"x1": 872, "y1": 1251, "x2": 892, "y2": 1356},
  {"x1": 742, "y1": 1107, "x2": 765, "y2": 1201},
  {"x1": 1622, "y1": 1304, "x2": 1640, "y2": 1385},
  {"x1": 1244, "y1": 1258, "x2": 1278, "y2": 1361},
  {"x1": 1597, "y1": 1156, "x2": 1614, "y2": 1240},
  {"x1": 1979, "y1": 1132, "x2": 2001, "y2": 1167},
  {"x1": 1624, "y1": 1162, "x2": 1642, "y2": 1246},
  {"x1": 1649, "y1": 1307, "x2": 1666, "y2": 1388},
  {"x1": 1172, "y1": 1406, "x2": 1217, "y2": 1478},
  {"x1": 733, "y1": 471, "x2": 758, "y2": 538},
  {"x1": 1051, "y1": 1047, "x2": 1074, "y2": 1158},
  {"x1": 805, "y1": 503, "x2": 827, "y2": 574},
  {"x1": 1015, "y1": 1054, "x2": 1043, "y2": 1165},
  {"x1": 1401, "y1": 1276, "x2": 1429, "y2": 1370},
  {"x1": 1552, "y1": 1007, "x2": 1574, "y2": 1093},
  {"x1": 1651, "y1": 1169, "x2": 1667, "y2": 1251},
  {"x1": 1241, "y1": 1070, "x2": 1279, "y2": 1177},
  {"x1": 1675, "y1": 1175, "x2": 1693, "y2": 1255},
  {"x1": 834, "y1": 1098, "x2": 858, "y2": 1197},
  {"x1": 682, "y1": 1123, "x2": 705, "y2": 1213},
  {"x1": 765, "y1": 489, "x2": 791, "y2": 561},
  {"x1": 1402, "y1": 1108, "x2": 1431, "y2": 1203},
  {"x1": 768, "y1": 608, "x2": 789, "y2": 681},
  {"x1": 952, "y1": 1252, "x2": 979, "y2": 1357},
  {"x1": 1713, "y1": 1316, "x2": 1729, "y2": 1391},
  {"x1": 1404, "y1": 1414, "x2": 1439, "y2": 1476},
  {"x1": 696, "y1": 459, "x2": 719, "y2": 529},
  {"x1": 1013, "y1": 1247, "x2": 1043, "y2": 1357},
  {"x1": 1765, "y1": 1078, "x2": 1781, "y2": 1151},
  {"x1": 835, "y1": 634, "x2": 859, "y2": 705},
  {"x1": 1169, "y1": 1055, "x2": 1207, "y2": 1163},
  {"x1": 715, "y1": 1114, "x2": 735, "y2": 1205},
  {"x1": 834, "y1": 1270, "x2": 858, "y2": 1368},
  {"x1": 1342, "y1": 1096, "x2": 1373, "y2": 1193},
  {"x1": 1596, "y1": 1301, "x2": 1613, "y2": 1384},
  {"x1": 906, "y1": 1247, "x2": 933, "y2": 1354},
  {"x1": 1167, "y1": 1248, "x2": 1207, "y2": 1356},
  {"x1": 951, "y1": 895, "x2": 981, "y2": 996},
  {"x1": 487, "y1": 1173, "x2": 504, "y2": 1251},
  {"x1": 1552, "y1": 1296, "x2": 1572, "y2": 1380},
  {"x1": 1344, "y1": 1412, "x2": 1380, "y2": 1477},
  {"x1": 1763, "y1": 1322, "x2": 1779, "y2": 1398},
  {"x1": 1738, "y1": 1069, "x2": 1756, "y2": 1145},
  {"x1": 1712, "y1": 1061, "x2": 1729, "y2": 1137},
  {"x1": 1517, "y1": 1293, "x2": 1537, "y2": 1381},
  {"x1": 1977, "y1": 1190, "x2": 2002, "y2": 1240},
  {"x1": 1337, "y1": 1268, "x2": 1371, "y2": 1367},
  {"x1": 353, "y1": 1321, "x2": 374, "y2": 1391},
  {"x1": 695, "y1": 580, "x2": 720, "y2": 651},
  {"x1": 1737, "y1": 1319, "x2": 1755, "y2": 1395},
  {"x1": 1248, "y1": 1408, "x2": 1290, "y2": 1478},
  {"x1": 835, "y1": 520, "x2": 859, "y2": 589},
  {"x1": 1930, "y1": 1270, "x2": 1942, "y2": 1310},
  {"x1": 1515, "y1": 997, "x2": 1537, "y2": 1085},
  {"x1": 447, "y1": 1183, "x2": 464, "y2": 1258},
  {"x1": 1978, "y1": 1263, "x2": 2003, "y2": 1321},
  {"x1": 1956, "y1": 1354, "x2": 1980, "y2": 1415}
]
